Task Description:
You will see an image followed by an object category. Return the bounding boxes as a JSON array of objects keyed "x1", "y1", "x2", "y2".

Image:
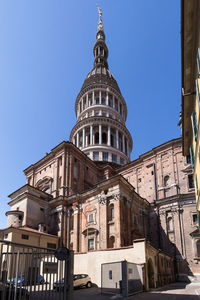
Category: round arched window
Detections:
[{"x1": 164, "y1": 175, "x2": 170, "y2": 187}]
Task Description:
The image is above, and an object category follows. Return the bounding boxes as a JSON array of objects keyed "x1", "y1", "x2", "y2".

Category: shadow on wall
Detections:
[{"x1": 148, "y1": 208, "x2": 193, "y2": 280}]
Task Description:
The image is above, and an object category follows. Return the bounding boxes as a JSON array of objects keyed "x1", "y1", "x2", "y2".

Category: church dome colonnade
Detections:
[{"x1": 70, "y1": 8, "x2": 133, "y2": 165}]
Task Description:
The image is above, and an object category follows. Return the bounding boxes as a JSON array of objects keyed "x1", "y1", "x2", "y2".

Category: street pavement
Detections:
[{"x1": 74, "y1": 282, "x2": 200, "y2": 300}]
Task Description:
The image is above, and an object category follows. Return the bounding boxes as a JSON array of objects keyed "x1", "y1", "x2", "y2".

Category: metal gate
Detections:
[{"x1": 0, "y1": 240, "x2": 73, "y2": 300}]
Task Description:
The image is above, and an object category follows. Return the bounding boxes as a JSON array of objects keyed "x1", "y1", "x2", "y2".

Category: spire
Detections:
[
  {"x1": 97, "y1": 7, "x2": 104, "y2": 33},
  {"x1": 94, "y1": 7, "x2": 109, "y2": 69}
]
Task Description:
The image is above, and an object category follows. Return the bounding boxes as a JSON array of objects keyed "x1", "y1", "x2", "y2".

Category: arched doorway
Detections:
[{"x1": 147, "y1": 258, "x2": 155, "y2": 289}]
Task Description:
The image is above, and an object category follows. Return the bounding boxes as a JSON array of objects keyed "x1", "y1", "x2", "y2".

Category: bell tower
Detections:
[{"x1": 70, "y1": 8, "x2": 133, "y2": 166}]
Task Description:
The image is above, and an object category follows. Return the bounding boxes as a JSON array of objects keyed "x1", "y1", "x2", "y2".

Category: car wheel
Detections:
[{"x1": 86, "y1": 281, "x2": 92, "y2": 288}]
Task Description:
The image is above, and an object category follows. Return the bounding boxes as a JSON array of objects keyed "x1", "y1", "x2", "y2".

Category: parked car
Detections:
[
  {"x1": 0, "y1": 282, "x2": 29, "y2": 300},
  {"x1": 73, "y1": 274, "x2": 92, "y2": 288},
  {"x1": 53, "y1": 274, "x2": 92, "y2": 290},
  {"x1": 7, "y1": 274, "x2": 45, "y2": 286}
]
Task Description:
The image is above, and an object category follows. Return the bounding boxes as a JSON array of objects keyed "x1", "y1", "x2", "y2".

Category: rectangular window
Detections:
[
  {"x1": 190, "y1": 145, "x2": 195, "y2": 168},
  {"x1": 21, "y1": 234, "x2": 29, "y2": 240},
  {"x1": 103, "y1": 152, "x2": 108, "y2": 161},
  {"x1": 109, "y1": 270, "x2": 112, "y2": 279},
  {"x1": 191, "y1": 111, "x2": 198, "y2": 140},
  {"x1": 188, "y1": 174, "x2": 194, "y2": 189},
  {"x1": 186, "y1": 154, "x2": 191, "y2": 164},
  {"x1": 96, "y1": 98, "x2": 99, "y2": 105},
  {"x1": 47, "y1": 243, "x2": 57, "y2": 249},
  {"x1": 111, "y1": 207, "x2": 114, "y2": 220},
  {"x1": 112, "y1": 154, "x2": 117, "y2": 163},
  {"x1": 193, "y1": 214, "x2": 198, "y2": 225},
  {"x1": 93, "y1": 152, "x2": 99, "y2": 161},
  {"x1": 88, "y1": 238, "x2": 94, "y2": 250},
  {"x1": 4, "y1": 234, "x2": 8, "y2": 239},
  {"x1": 196, "y1": 79, "x2": 200, "y2": 108},
  {"x1": 88, "y1": 213, "x2": 94, "y2": 223}
]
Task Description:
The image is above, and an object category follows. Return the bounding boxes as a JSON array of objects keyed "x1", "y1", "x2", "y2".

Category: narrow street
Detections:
[{"x1": 74, "y1": 282, "x2": 200, "y2": 300}]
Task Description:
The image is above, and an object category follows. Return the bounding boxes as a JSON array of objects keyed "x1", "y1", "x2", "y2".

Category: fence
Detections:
[
  {"x1": 0, "y1": 240, "x2": 73, "y2": 300},
  {"x1": 101, "y1": 260, "x2": 143, "y2": 297}
]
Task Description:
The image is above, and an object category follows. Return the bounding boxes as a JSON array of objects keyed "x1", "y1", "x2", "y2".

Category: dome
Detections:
[{"x1": 70, "y1": 9, "x2": 133, "y2": 166}]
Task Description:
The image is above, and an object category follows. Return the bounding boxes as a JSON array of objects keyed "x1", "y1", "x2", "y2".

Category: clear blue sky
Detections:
[{"x1": 0, "y1": 1, "x2": 181, "y2": 228}]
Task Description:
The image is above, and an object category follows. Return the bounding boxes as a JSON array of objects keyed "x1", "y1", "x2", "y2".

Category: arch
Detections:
[
  {"x1": 164, "y1": 175, "x2": 170, "y2": 187},
  {"x1": 147, "y1": 258, "x2": 155, "y2": 289},
  {"x1": 167, "y1": 216, "x2": 173, "y2": 232},
  {"x1": 108, "y1": 203, "x2": 114, "y2": 221},
  {"x1": 102, "y1": 132, "x2": 107, "y2": 144},
  {"x1": 108, "y1": 236, "x2": 115, "y2": 248}
]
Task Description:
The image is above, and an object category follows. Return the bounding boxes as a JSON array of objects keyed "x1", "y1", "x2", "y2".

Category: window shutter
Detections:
[
  {"x1": 196, "y1": 175, "x2": 198, "y2": 191},
  {"x1": 197, "y1": 48, "x2": 200, "y2": 77},
  {"x1": 196, "y1": 79, "x2": 200, "y2": 108},
  {"x1": 191, "y1": 111, "x2": 198, "y2": 140},
  {"x1": 190, "y1": 145, "x2": 195, "y2": 168}
]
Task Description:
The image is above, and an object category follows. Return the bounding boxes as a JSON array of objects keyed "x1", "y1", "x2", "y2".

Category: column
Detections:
[
  {"x1": 122, "y1": 134, "x2": 125, "y2": 153},
  {"x1": 90, "y1": 126, "x2": 93, "y2": 145},
  {"x1": 86, "y1": 134, "x2": 88, "y2": 147},
  {"x1": 77, "y1": 132, "x2": 80, "y2": 148},
  {"x1": 116, "y1": 129, "x2": 119, "y2": 149},
  {"x1": 106, "y1": 92, "x2": 109, "y2": 105},
  {"x1": 77, "y1": 105, "x2": 79, "y2": 118},
  {"x1": 81, "y1": 98, "x2": 84, "y2": 112},
  {"x1": 73, "y1": 137, "x2": 75, "y2": 145},
  {"x1": 118, "y1": 99, "x2": 120, "y2": 112},
  {"x1": 92, "y1": 91, "x2": 95, "y2": 105},
  {"x1": 99, "y1": 125, "x2": 102, "y2": 144},
  {"x1": 126, "y1": 140, "x2": 129, "y2": 158},
  {"x1": 107, "y1": 126, "x2": 111, "y2": 146},
  {"x1": 86, "y1": 93, "x2": 89, "y2": 108},
  {"x1": 83, "y1": 128, "x2": 85, "y2": 148},
  {"x1": 99, "y1": 90, "x2": 102, "y2": 104},
  {"x1": 113, "y1": 95, "x2": 115, "y2": 109}
]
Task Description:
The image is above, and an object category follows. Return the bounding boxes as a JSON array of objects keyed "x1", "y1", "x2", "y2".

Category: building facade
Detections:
[
  {"x1": 1, "y1": 8, "x2": 200, "y2": 288},
  {"x1": 181, "y1": 0, "x2": 200, "y2": 223}
]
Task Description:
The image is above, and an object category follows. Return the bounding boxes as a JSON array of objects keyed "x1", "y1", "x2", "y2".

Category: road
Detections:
[{"x1": 74, "y1": 282, "x2": 200, "y2": 300}]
